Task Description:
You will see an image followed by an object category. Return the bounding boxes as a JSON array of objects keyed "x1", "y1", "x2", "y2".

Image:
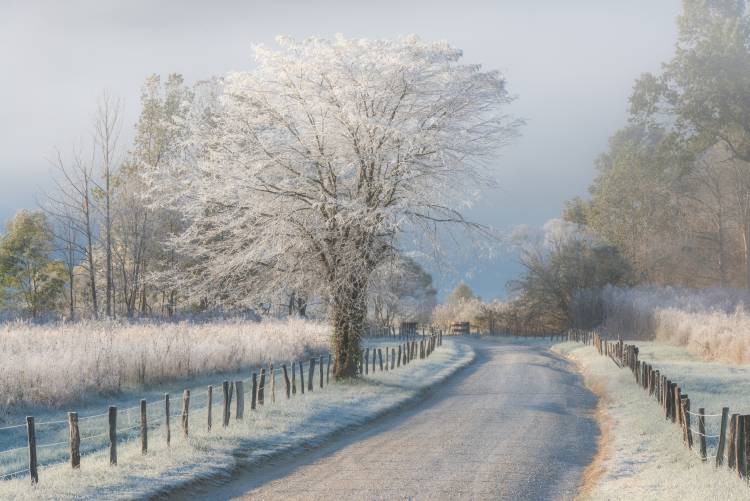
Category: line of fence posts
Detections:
[
  {"x1": 14, "y1": 329, "x2": 447, "y2": 485},
  {"x1": 567, "y1": 328, "x2": 750, "y2": 482}
]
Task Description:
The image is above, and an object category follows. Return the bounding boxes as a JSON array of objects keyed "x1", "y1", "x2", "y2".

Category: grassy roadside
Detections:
[
  {"x1": 0, "y1": 339, "x2": 474, "y2": 500},
  {"x1": 553, "y1": 341, "x2": 750, "y2": 500}
]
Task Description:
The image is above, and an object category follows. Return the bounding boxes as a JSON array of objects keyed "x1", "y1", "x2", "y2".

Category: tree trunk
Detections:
[{"x1": 331, "y1": 278, "x2": 367, "y2": 379}]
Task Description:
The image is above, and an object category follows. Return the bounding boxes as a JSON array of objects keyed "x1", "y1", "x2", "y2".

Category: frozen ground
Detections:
[
  {"x1": 554, "y1": 341, "x2": 750, "y2": 500},
  {"x1": 180, "y1": 337, "x2": 598, "y2": 500},
  {"x1": 0, "y1": 338, "x2": 471, "y2": 500}
]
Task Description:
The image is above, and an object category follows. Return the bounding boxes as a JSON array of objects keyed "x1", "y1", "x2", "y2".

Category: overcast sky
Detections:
[{"x1": 0, "y1": 0, "x2": 680, "y2": 299}]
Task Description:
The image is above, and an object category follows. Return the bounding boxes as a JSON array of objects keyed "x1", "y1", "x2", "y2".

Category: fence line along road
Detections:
[
  {"x1": 0, "y1": 332, "x2": 444, "y2": 486},
  {"x1": 568, "y1": 329, "x2": 745, "y2": 478}
]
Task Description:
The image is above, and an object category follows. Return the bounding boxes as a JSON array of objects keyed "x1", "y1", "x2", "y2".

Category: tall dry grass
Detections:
[
  {"x1": 0, "y1": 318, "x2": 328, "y2": 410},
  {"x1": 576, "y1": 285, "x2": 750, "y2": 364}
]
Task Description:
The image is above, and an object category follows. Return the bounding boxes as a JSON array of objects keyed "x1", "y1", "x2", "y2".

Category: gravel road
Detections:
[{"x1": 178, "y1": 338, "x2": 598, "y2": 500}]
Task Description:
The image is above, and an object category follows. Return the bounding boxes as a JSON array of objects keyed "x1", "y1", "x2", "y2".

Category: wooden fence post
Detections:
[
  {"x1": 291, "y1": 363, "x2": 297, "y2": 395},
  {"x1": 27, "y1": 416, "x2": 38, "y2": 484},
  {"x1": 307, "y1": 359, "x2": 315, "y2": 392},
  {"x1": 165, "y1": 393, "x2": 170, "y2": 446},
  {"x1": 736, "y1": 415, "x2": 746, "y2": 478},
  {"x1": 251, "y1": 373, "x2": 258, "y2": 410},
  {"x1": 397, "y1": 345, "x2": 402, "y2": 368},
  {"x1": 365, "y1": 348, "x2": 370, "y2": 374},
  {"x1": 222, "y1": 381, "x2": 230, "y2": 427},
  {"x1": 728, "y1": 414, "x2": 738, "y2": 470},
  {"x1": 236, "y1": 380, "x2": 244, "y2": 419},
  {"x1": 108, "y1": 406, "x2": 117, "y2": 465},
  {"x1": 181, "y1": 390, "x2": 190, "y2": 438},
  {"x1": 717, "y1": 407, "x2": 729, "y2": 467},
  {"x1": 298, "y1": 361, "x2": 305, "y2": 394},
  {"x1": 384, "y1": 348, "x2": 389, "y2": 372},
  {"x1": 371, "y1": 348, "x2": 376, "y2": 373},
  {"x1": 68, "y1": 412, "x2": 80, "y2": 469},
  {"x1": 359, "y1": 351, "x2": 364, "y2": 375},
  {"x1": 683, "y1": 398, "x2": 693, "y2": 449},
  {"x1": 698, "y1": 408, "x2": 707, "y2": 461},
  {"x1": 207, "y1": 386, "x2": 213, "y2": 431},
  {"x1": 259, "y1": 368, "x2": 266, "y2": 404},
  {"x1": 282, "y1": 365, "x2": 290, "y2": 399},
  {"x1": 378, "y1": 349, "x2": 384, "y2": 371},
  {"x1": 270, "y1": 364, "x2": 275, "y2": 403},
  {"x1": 140, "y1": 399, "x2": 147, "y2": 455},
  {"x1": 319, "y1": 357, "x2": 324, "y2": 388},
  {"x1": 743, "y1": 415, "x2": 750, "y2": 478},
  {"x1": 391, "y1": 348, "x2": 395, "y2": 369},
  {"x1": 327, "y1": 354, "x2": 331, "y2": 383}
]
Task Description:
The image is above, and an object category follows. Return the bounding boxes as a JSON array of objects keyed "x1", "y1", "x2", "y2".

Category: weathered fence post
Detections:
[
  {"x1": 698, "y1": 408, "x2": 707, "y2": 461},
  {"x1": 165, "y1": 393, "x2": 171, "y2": 446},
  {"x1": 736, "y1": 415, "x2": 746, "y2": 477},
  {"x1": 27, "y1": 416, "x2": 38, "y2": 483},
  {"x1": 140, "y1": 399, "x2": 147, "y2": 455},
  {"x1": 397, "y1": 345, "x2": 402, "y2": 368},
  {"x1": 259, "y1": 368, "x2": 266, "y2": 404},
  {"x1": 319, "y1": 357, "x2": 324, "y2": 388},
  {"x1": 68, "y1": 412, "x2": 80, "y2": 469},
  {"x1": 283, "y1": 364, "x2": 291, "y2": 398},
  {"x1": 298, "y1": 361, "x2": 305, "y2": 394},
  {"x1": 270, "y1": 364, "x2": 276, "y2": 403},
  {"x1": 251, "y1": 373, "x2": 258, "y2": 410},
  {"x1": 222, "y1": 381, "x2": 230, "y2": 427},
  {"x1": 717, "y1": 407, "x2": 729, "y2": 467},
  {"x1": 236, "y1": 380, "x2": 244, "y2": 419},
  {"x1": 391, "y1": 348, "x2": 396, "y2": 369},
  {"x1": 327, "y1": 354, "x2": 331, "y2": 383},
  {"x1": 378, "y1": 349, "x2": 384, "y2": 371},
  {"x1": 291, "y1": 363, "x2": 297, "y2": 395},
  {"x1": 181, "y1": 390, "x2": 190, "y2": 438},
  {"x1": 108, "y1": 406, "x2": 117, "y2": 465},
  {"x1": 728, "y1": 414, "x2": 738, "y2": 470},
  {"x1": 308, "y1": 358, "x2": 315, "y2": 392},
  {"x1": 683, "y1": 398, "x2": 693, "y2": 449},
  {"x1": 207, "y1": 385, "x2": 213, "y2": 431},
  {"x1": 365, "y1": 348, "x2": 370, "y2": 375}
]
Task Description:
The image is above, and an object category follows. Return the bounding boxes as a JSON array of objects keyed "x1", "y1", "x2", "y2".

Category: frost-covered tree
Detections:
[{"x1": 155, "y1": 36, "x2": 520, "y2": 377}]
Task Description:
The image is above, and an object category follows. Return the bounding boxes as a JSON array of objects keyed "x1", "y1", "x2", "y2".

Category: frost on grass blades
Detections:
[
  {"x1": 0, "y1": 338, "x2": 471, "y2": 500},
  {"x1": 572, "y1": 285, "x2": 750, "y2": 363},
  {"x1": 0, "y1": 318, "x2": 327, "y2": 410},
  {"x1": 555, "y1": 340, "x2": 750, "y2": 500},
  {"x1": 147, "y1": 35, "x2": 521, "y2": 378}
]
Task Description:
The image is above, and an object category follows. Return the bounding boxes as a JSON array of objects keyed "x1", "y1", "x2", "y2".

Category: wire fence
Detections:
[
  {"x1": 0, "y1": 332, "x2": 444, "y2": 486},
  {"x1": 568, "y1": 329, "x2": 748, "y2": 479}
]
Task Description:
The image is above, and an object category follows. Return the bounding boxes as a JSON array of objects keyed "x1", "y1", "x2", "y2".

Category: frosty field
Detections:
[
  {"x1": 554, "y1": 340, "x2": 750, "y2": 500},
  {"x1": 0, "y1": 318, "x2": 329, "y2": 411},
  {"x1": 0, "y1": 338, "x2": 472, "y2": 500}
]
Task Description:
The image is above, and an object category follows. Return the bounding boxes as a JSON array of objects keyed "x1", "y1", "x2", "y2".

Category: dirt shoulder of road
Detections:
[{"x1": 552, "y1": 347, "x2": 611, "y2": 500}]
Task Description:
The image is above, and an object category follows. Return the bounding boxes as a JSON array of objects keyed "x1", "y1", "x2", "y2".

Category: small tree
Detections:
[
  {"x1": 0, "y1": 210, "x2": 65, "y2": 319},
  {"x1": 155, "y1": 36, "x2": 521, "y2": 377}
]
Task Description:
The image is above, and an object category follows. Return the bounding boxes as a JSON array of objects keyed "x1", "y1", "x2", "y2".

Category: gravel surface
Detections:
[{"x1": 176, "y1": 338, "x2": 598, "y2": 500}]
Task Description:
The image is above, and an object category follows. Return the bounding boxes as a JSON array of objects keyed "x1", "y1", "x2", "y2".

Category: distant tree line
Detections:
[{"x1": 510, "y1": 0, "x2": 750, "y2": 329}]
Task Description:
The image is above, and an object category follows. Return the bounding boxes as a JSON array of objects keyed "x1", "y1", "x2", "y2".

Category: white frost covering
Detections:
[
  {"x1": 0, "y1": 339, "x2": 473, "y2": 500},
  {"x1": 554, "y1": 341, "x2": 750, "y2": 500},
  {"x1": 589, "y1": 285, "x2": 750, "y2": 363},
  {"x1": 0, "y1": 319, "x2": 328, "y2": 409}
]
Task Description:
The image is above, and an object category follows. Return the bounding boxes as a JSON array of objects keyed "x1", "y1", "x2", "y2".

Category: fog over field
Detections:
[{"x1": 0, "y1": 0, "x2": 680, "y2": 299}]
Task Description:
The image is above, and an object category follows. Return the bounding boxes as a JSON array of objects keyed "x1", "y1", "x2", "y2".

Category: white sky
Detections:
[{"x1": 0, "y1": 0, "x2": 680, "y2": 299}]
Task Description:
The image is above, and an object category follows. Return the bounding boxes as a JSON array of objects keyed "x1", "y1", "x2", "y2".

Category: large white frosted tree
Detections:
[{"x1": 155, "y1": 35, "x2": 520, "y2": 377}]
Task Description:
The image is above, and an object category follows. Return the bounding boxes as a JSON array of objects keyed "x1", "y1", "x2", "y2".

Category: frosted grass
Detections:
[
  {"x1": 555, "y1": 341, "x2": 750, "y2": 500},
  {"x1": 0, "y1": 339, "x2": 473, "y2": 500},
  {"x1": 0, "y1": 318, "x2": 329, "y2": 411},
  {"x1": 588, "y1": 285, "x2": 750, "y2": 363}
]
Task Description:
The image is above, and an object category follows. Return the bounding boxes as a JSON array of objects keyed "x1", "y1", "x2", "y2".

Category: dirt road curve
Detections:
[{"x1": 181, "y1": 339, "x2": 598, "y2": 500}]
